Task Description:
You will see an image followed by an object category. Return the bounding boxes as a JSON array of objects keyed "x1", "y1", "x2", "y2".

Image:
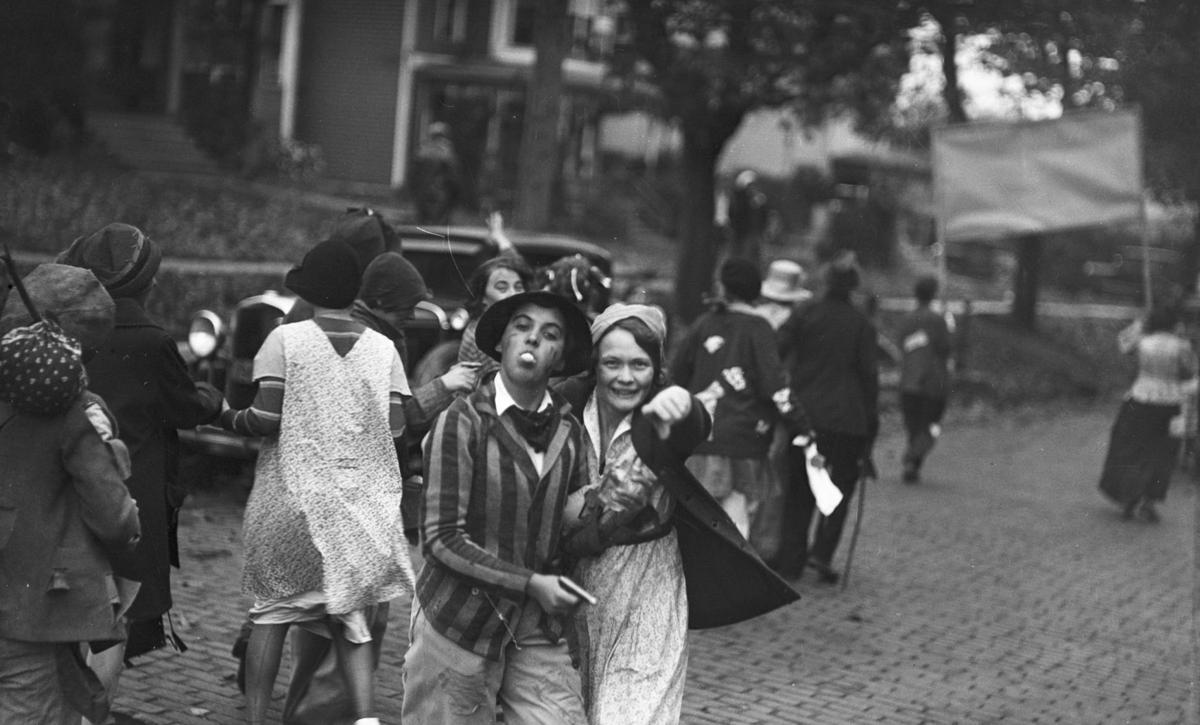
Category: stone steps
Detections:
[{"x1": 87, "y1": 110, "x2": 220, "y2": 175}]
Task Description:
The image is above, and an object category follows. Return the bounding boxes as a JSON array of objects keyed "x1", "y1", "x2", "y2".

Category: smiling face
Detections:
[
  {"x1": 595, "y1": 327, "x2": 656, "y2": 420},
  {"x1": 483, "y1": 267, "x2": 525, "y2": 309},
  {"x1": 496, "y1": 303, "x2": 567, "y2": 389}
]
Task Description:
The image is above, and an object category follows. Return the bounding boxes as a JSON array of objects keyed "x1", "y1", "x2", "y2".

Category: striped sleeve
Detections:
[
  {"x1": 220, "y1": 377, "x2": 283, "y2": 436},
  {"x1": 421, "y1": 400, "x2": 533, "y2": 599},
  {"x1": 402, "y1": 378, "x2": 454, "y2": 434}
]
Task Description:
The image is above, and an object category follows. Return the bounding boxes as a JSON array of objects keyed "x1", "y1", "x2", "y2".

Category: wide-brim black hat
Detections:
[{"x1": 474, "y1": 291, "x2": 592, "y2": 377}]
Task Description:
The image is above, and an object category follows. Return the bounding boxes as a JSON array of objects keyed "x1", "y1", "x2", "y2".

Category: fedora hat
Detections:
[
  {"x1": 474, "y1": 291, "x2": 592, "y2": 377},
  {"x1": 760, "y1": 259, "x2": 810, "y2": 303}
]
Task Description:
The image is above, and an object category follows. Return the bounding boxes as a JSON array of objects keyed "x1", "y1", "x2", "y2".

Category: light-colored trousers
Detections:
[{"x1": 401, "y1": 605, "x2": 586, "y2": 725}]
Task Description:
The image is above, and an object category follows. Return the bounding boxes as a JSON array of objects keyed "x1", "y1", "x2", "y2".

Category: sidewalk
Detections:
[{"x1": 112, "y1": 403, "x2": 1195, "y2": 723}]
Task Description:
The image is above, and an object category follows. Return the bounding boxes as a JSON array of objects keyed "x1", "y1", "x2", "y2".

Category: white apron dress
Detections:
[{"x1": 242, "y1": 321, "x2": 414, "y2": 617}]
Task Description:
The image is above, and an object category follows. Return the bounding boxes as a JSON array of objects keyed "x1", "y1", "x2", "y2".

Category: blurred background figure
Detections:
[
  {"x1": 410, "y1": 121, "x2": 460, "y2": 226},
  {"x1": 726, "y1": 169, "x2": 772, "y2": 268},
  {"x1": 1099, "y1": 306, "x2": 1198, "y2": 522},
  {"x1": 774, "y1": 251, "x2": 878, "y2": 584},
  {"x1": 456, "y1": 212, "x2": 533, "y2": 381},
  {"x1": 896, "y1": 275, "x2": 953, "y2": 484},
  {"x1": 755, "y1": 259, "x2": 811, "y2": 331},
  {"x1": 536, "y1": 253, "x2": 612, "y2": 320},
  {"x1": 671, "y1": 258, "x2": 811, "y2": 544},
  {"x1": 751, "y1": 258, "x2": 812, "y2": 561}
]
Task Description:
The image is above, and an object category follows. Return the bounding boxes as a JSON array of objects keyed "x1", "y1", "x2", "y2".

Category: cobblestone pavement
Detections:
[{"x1": 110, "y1": 403, "x2": 1196, "y2": 724}]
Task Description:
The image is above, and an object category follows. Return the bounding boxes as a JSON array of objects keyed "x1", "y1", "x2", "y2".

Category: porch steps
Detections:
[{"x1": 87, "y1": 110, "x2": 221, "y2": 175}]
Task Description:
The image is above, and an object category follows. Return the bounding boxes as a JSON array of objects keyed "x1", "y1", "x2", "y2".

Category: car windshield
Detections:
[{"x1": 404, "y1": 249, "x2": 483, "y2": 301}]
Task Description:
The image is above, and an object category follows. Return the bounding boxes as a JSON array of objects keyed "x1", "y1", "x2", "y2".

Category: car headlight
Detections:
[
  {"x1": 449, "y1": 307, "x2": 471, "y2": 332},
  {"x1": 187, "y1": 310, "x2": 225, "y2": 359}
]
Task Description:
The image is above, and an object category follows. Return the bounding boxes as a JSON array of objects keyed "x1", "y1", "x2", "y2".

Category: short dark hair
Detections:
[
  {"x1": 720, "y1": 258, "x2": 762, "y2": 303},
  {"x1": 466, "y1": 255, "x2": 534, "y2": 318},
  {"x1": 914, "y1": 276, "x2": 939, "y2": 304}
]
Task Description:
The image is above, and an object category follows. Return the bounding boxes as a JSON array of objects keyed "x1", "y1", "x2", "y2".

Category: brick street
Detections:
[{"x1": 111, "y1": 402, "x2": 1195, "y2": 724}]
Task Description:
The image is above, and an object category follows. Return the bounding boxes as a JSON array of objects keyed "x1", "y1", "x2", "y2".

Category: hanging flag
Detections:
[{"x1": 932, "y1": 109, "x2": 1143, "y2": 243}]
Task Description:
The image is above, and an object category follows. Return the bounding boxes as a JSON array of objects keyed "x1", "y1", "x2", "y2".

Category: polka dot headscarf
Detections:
[{"x1": 0, "y1": 319, "x2": 87, "y2": 416}]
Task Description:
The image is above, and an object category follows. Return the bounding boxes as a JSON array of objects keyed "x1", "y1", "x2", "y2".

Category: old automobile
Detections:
[{"x1": 179, "y1": 223, "x2": 613, "y2": 461}]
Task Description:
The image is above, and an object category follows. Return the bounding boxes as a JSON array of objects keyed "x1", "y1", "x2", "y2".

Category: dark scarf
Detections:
[{"x1": 505, "y1": 405, "x2": 559, "y2": 453}]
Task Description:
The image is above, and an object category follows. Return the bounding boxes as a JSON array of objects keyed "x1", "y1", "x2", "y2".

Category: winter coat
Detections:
[
  {"x1": 84, "y1": 298, "x2": 221, "y2": 620},
  {"x1": 0, "y1": 393, "x2": 140, "y2": 644}
]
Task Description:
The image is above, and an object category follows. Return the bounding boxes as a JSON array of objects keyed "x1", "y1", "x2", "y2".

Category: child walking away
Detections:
[
  {"x1": 402, "y1": 291, "x2": 593, "y2": 724},
  {"x1": 218, "y1": 239, "x2": 414, "y2": 725},
  {"x1": 0, "y1": 262, "x2": 141, "y2": 725}
]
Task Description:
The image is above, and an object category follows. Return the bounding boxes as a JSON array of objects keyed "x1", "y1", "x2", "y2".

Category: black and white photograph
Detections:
[{"x1": 0, "y1": 1, "x2": 1195, "y2": 723}]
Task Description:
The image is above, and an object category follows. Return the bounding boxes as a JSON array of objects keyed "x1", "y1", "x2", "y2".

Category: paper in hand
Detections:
[{"x1": 804, "y1": 443, "x2": 843, "y2": 516}]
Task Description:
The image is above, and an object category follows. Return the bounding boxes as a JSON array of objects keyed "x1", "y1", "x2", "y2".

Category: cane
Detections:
[{"x1": 840, "y1": 457, "x2": 875, "y2": 591}]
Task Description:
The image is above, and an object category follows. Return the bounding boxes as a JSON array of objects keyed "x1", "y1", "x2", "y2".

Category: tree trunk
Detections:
[
  {"x1": 674, "y1": 129, "x2": 721, "y2": 324},
  {"x1": 1012, "y1": 233, "x2": 1042, "y2": 330},
  {"x1": 513, "y1": 0, "x2": 568, "y2": 231},
  {"x1": 1185, "y1": 201, "x2": 1200, "y2": 296},
  {"x1": 932, "y1": 8, "x2": 967, "y2": 124}
]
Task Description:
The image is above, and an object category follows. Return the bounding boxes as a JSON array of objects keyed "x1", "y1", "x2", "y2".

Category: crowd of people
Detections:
[{"x1": 0, "y1": 206, "x2": 1194, "y2": 725}]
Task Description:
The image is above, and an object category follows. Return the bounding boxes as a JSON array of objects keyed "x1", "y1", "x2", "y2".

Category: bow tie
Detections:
[{"x1": 505, "y1": 406, "x2": 557, "y2": 453}]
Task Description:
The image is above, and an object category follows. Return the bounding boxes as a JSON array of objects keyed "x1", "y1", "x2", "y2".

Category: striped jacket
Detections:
[{"x1": 417, "y1": 378, "x2": 589, "y2": 660}]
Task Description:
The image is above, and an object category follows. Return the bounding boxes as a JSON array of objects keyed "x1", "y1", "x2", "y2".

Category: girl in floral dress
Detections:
[{"x1": 219, "y1": 239, "x2": 414, "y2": 725}]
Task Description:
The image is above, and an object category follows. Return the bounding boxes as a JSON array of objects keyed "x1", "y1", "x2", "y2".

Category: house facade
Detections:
[{"x1": 82, "y1": 0, "x2": 640, "y2": 202}]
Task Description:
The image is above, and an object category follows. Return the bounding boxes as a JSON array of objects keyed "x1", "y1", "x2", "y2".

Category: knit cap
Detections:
[
  {"x1": 56, "y1": 222, "x2": 162, "y2": 298},
  {"x1": 330, "y1": 208, "x2": 396, "y2": 270},
  {"x1": 359, "y1": 252, "x2": 429, "y2": 313}
]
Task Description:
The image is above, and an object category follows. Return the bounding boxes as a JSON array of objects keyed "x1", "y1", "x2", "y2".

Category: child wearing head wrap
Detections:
[
  {"x1": 0, "y1": 263, "x2": 141, "y2": 725},
  {"x1": 57, "y1": 223, "x2": 224, "y2": 713}
]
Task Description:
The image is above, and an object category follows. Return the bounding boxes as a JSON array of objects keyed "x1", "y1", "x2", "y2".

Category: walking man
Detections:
[
  {"x1": 775, "y1": 252, "x2": 879, "y2": 584},
  {"x1": 402, "y1": 290, "x2": 593, "y2": 724},
  {"x1": 897, "y1": 275, "x2": 953, "y2": 483}
]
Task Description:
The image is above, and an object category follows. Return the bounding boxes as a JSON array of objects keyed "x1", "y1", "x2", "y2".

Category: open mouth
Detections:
[{"x1": 518, "y1": 351, "x2": 537, "y2": 364}]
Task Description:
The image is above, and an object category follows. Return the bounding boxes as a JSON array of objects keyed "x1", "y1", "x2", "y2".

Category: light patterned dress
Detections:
[
  {"x1": 242, "y1": 321, "x2": 414, "y2": 617},
  {"x1": 575, "y1": 393, "x2": 689, "y2": 725}
]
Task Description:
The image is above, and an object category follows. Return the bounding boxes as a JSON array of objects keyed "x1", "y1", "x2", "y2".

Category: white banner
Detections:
[{"x1": 932, "y1": 110, "x2": 1143, "y2": 243}]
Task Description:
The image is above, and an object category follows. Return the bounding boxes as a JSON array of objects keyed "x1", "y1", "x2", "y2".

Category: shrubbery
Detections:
[{"x1": 2, "y1": 153, "x2": 336, "y2": 333}]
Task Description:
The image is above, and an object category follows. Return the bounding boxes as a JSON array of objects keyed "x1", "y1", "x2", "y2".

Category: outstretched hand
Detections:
[{"x1": 640, "y1": 385, "x2": 692, "y2": 440}]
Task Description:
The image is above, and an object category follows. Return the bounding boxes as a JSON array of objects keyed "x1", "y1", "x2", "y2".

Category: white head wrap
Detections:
[{"x1": 590, "y1": 303, "x2": 667, "y2": 345}]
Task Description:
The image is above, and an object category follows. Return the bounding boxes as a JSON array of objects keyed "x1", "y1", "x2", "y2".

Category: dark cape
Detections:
[{"x1": 558, "y1": 377, "x2": 798, "y2": 629}]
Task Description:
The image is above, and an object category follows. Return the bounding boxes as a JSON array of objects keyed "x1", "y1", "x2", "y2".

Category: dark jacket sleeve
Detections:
[
  {"x1": 664, "y1": 394, "x2": 712, "y2": 460},
  {"x1": 668, "y1": 323, "x2": 698, "y2": 389},
  {"x1": 154, "y1": 335, "x2": 223, "y2": 428},
  {"x1": 858, "y1": 319, "x2": 880, "y2": 441}
]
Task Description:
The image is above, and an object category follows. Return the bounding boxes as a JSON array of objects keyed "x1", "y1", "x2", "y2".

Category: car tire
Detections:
[{"x1": 411, "y1": 340, "x2": 462, "y2": 389}]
